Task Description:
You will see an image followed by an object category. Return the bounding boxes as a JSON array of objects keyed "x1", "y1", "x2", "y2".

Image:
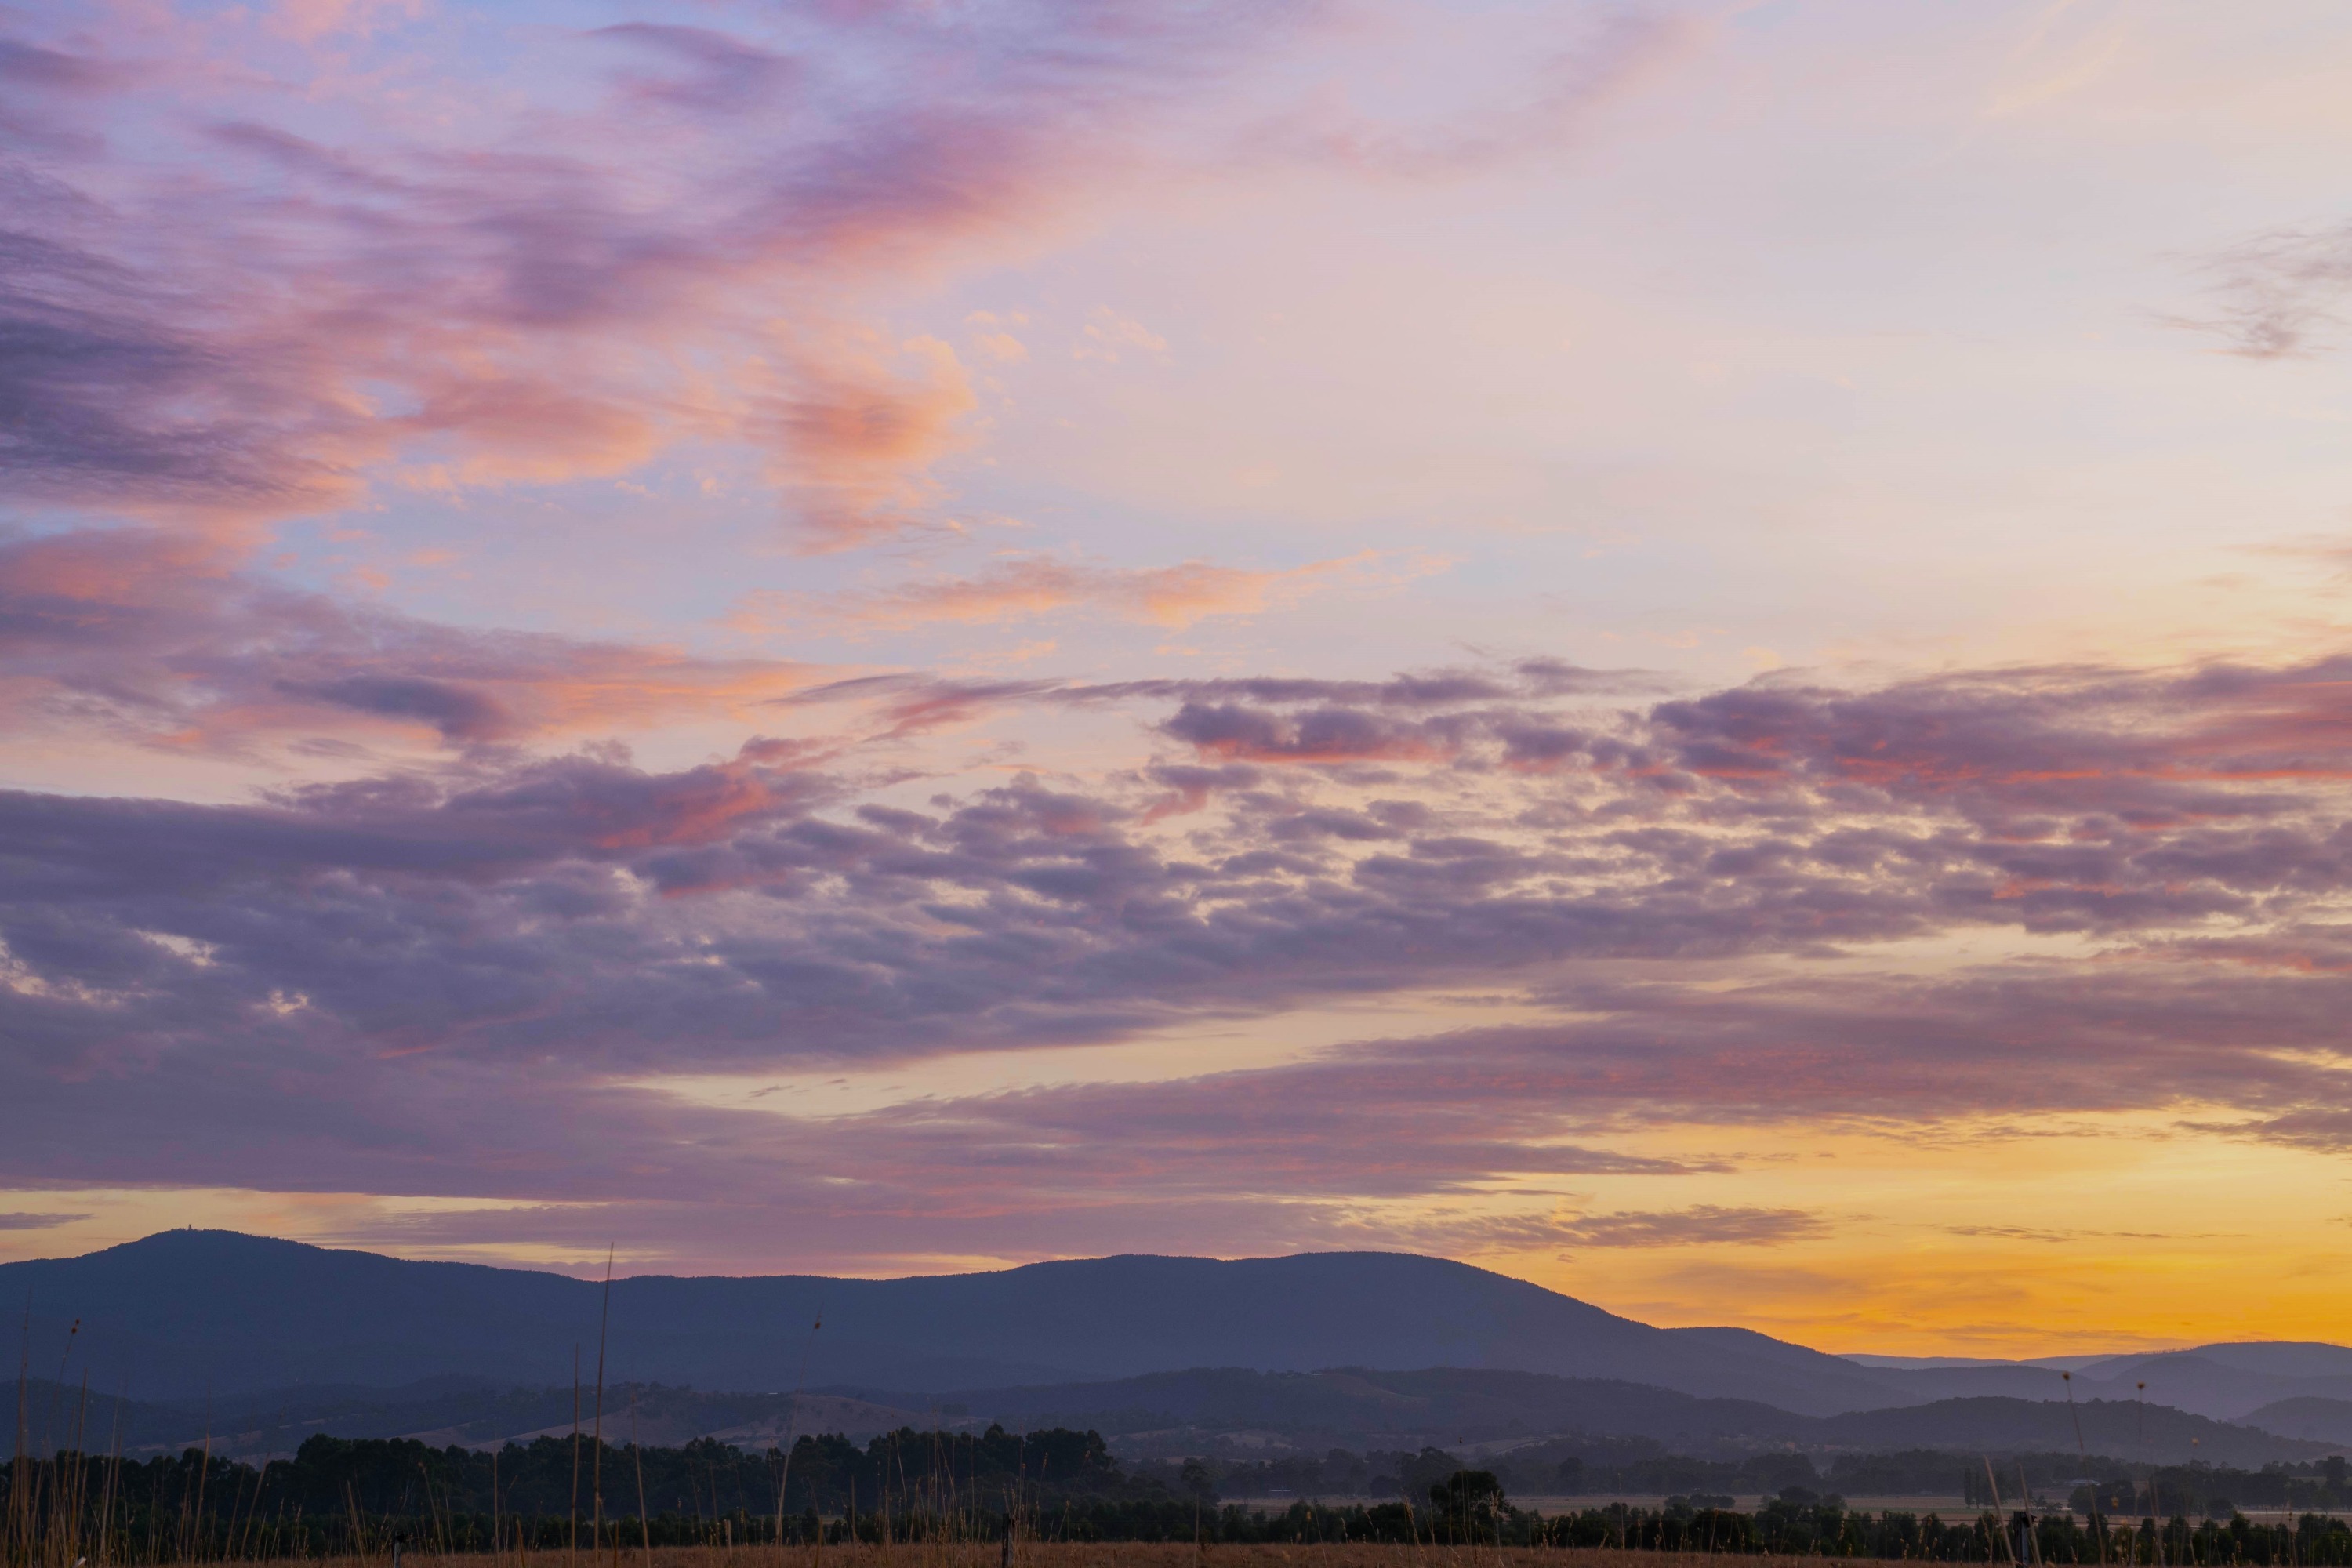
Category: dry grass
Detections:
[{"x1": 324, "y1": 1548, "x2": 1909, "y2": 1568}]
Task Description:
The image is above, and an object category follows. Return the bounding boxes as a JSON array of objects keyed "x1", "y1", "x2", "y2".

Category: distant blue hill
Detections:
[
  {"x1": 871, "y1": 1367, "x2": 2323, "y2": 1466},
  {"x1": 2244, "y1": 1396, "x2": 2352, "y2": 1446},
  {"x1": 3, "y1": 1230, "x2": 1910, "y2": 1413},
  {"x1": 9, "y1": 1362, "x2": 2318, "y2": 1471},
  {"x1": 1853, "y1": 1351, "x2": 2352, "y2": 1425}
]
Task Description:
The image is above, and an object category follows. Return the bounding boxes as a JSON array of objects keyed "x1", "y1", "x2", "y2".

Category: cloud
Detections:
[
  {"x1": 9, "y1": 637, "x2": 2352, "y2": 1263},
  {"x1": 0, "y1": 2, "x2": 1312, "y2": 534},
  {"x1": 0, "y1": 526, "x2": 816, "y2": 754},
  {"x1": 1163, "y1": 700, "x2": 1465, "y2": 763},
  {"x1": 0, "y1": 219, "x2": 351, "y2": 525},
  {"x1": 971, "y1": 331, "x2": 1029, "y2": 364},
  {"x1": 284, "y1": 675, "x2": 515, "y2": 744},
  {"x1": 753, "y1": 334, "x2": 980, "y2": 552},
  {"x1": 1242, "y1": 12, "x2": 1703, "y2": 180},
  {"x1": 0, "y1": 1212, "x2": 86, "y2": 1231},
  {"x1": 1550, "y1": 1206, "x2": 1831, "y2": 1249},
  {"x1": 735, "y1": 550, "x2": 1412, "y2": 633},
  {"x1": 2172, "y1": 222, "x2": 2352, "y2": 358},
  {"x1": 2196, "y1": 1106, "x2": 2352, "y2": 1154},
  {"x1": 0, "y1": 0, "x2": 1715, "y2": 545},
  {"x1": 1073, "y1": 307, "x2": 1167, "y2": 362},
  {"x1": 1940, "y1": 1225, "x2": 2185, "y2": 1243},
  {"x1": 0, "y1": 38, "x2": 125, "y2": 93},
  {"x1": 589, "y1": 24, "x2": 797, "y2": 111}
]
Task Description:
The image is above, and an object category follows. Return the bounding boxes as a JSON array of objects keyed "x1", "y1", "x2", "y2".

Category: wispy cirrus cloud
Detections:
[
  {"x1": 1240, "y1": 10, "x2": 1704, "y2": 180},
  {"x1": 587, "y1": 23, "x2": 798, "y2": 112},
  {"x1": 2172, "y1": 221, "x2": 2352, "y2": 358},
  {"x1": 1550, "y1": 1206, "x2": 1832, "y2": 1249}
]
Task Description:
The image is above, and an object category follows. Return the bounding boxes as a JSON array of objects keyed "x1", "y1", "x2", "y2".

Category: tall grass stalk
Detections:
[
  {"x1": 569, "y1": 1349, "x2": 582, "y2": 1568},
  {"x1": 632, "y1": 1394, "x2": 650, "y2": 1568},
  {"x1": 593, "y1": 1252, "x2": 612, "y2": 1568}
]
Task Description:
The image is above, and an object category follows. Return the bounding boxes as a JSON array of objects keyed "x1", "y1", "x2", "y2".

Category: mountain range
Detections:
[
  {"x1": 3, "y1": 1231, "x2": 2342, "y2": 1465},
  {"x1": 0, "y1": 1230, "x2": 1900, "y2": 1411}
]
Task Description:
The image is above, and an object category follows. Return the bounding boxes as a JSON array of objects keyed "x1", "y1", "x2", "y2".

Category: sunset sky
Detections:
[{"x1": 6, "y1": 0, "x2": 2352, "y2": 1356}]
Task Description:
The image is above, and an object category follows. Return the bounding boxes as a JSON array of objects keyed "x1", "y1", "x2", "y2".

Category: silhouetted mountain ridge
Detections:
[
  {"x1": 8, "y1": 1232, "x2": 2346, "y2": 1446},
  {"x1": 0, "y1": 1230, "x2": 1900, "y2": 1413}
]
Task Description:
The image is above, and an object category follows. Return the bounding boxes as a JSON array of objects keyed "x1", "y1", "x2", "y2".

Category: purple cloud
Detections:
[
  {"x1": 589, "y1": 24, "x2": 799, "y2": 112},
  {"x1": 0, "y1": 527, "x2": 815, "y2": 752},
  {"x1": 7, "y1": 615, "x2": 2352, "y2": 1265},
  {"x1": 2172, "y1": 221, "x2": 2352, "y2": 358},
  {"x1": 1549, "y1": 1207, "x2": 1831, "y2": 1250},
  {"x1": 0, "y1": 2, "x2": 1322, "y2": 539}
]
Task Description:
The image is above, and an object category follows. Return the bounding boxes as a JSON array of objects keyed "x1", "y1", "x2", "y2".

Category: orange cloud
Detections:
[
  {"x1": 744, "y1": 334, "x2": 979, "y2": 552},
  {"x1": 404, "y1": 369, "x2": 665, "y2": 486}
]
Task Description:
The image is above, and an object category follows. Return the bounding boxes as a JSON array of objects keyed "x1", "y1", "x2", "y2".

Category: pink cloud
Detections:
[
  {"x1": 749, "y1": 334, "x2": 979, "y2": 552},
  {"x1": 735, "y1": 549, "x2": 1406, "y2": 633},
  {"x1": 1239, "y1": 11, "x2": 1704, "y2": 180},
  {"x1": 0, "y1": 2, "x2": 1314, "y2": 539},
  {"x1": 2169, "y1": 221, "x2": 2352, "y2": 358},
  {"x1": 0, "y1": 0, "x2": 1707, "y2": 554},
  {"x1": 0, "y1": 527, "x2": 819, "y2": 753}
]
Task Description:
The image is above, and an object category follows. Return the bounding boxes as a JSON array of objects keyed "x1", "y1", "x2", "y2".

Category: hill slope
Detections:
[
  {"x1": 2244, "y1": 1396, "x2": 2352, "y2": 1446},
  {"x1": 4, "y1": 1377, "x2": 960, "y2": 1461},
  {"x1": 1862, "y1": 1350, "x2": 2352, "y2": 1423},
  {"x1": 1811, "y1": 1396, "x2": 2321, "y2": 1468},
  {"x1": 898, "y1": 1367, "x2": 1817, "y2": 1454},
  {"x1": 2, "y1": 1231, "x2": 1904, "y2": 1413},
  {"x1": 880, "y1": 1368, "x2": 2322, "y2": 1465}
]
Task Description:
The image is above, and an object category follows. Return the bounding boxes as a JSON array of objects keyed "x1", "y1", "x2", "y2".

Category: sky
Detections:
[{"x1": 5, "y1": 0, "x2": 2352, "y2": 1358}]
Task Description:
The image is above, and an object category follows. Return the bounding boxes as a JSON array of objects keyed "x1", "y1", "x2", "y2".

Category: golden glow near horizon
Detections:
[
  {"x1": 7, "y1": 1100, "x2": 2347, "y2": 1356},
  {"x1": 1511, "y1": 1114, "x2": 2352, "y2": 1356}
]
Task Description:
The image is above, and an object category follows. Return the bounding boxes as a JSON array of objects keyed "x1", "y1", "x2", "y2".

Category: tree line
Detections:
[
  {"x1": 11, "y1": 1424, "x2": 2352, "y2": 1563},
  {"x1": 1187, "y1": 1441, "x2": 2352, "y2": 1515}
]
